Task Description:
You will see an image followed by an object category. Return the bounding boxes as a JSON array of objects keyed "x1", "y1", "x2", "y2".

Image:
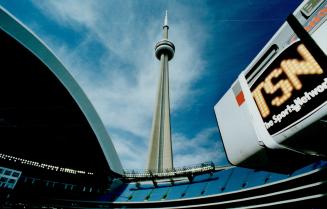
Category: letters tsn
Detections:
[{"x1": 252, "y1": 44, "x2": 323, "y2": 118}]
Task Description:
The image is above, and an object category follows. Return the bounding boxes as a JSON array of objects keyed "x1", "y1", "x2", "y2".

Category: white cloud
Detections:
[
  {"x1": 173, "y1": 127, "x2": 226, "y2": 168},
  {"x1": 110, "y1": 133, "x2": 147, "y2": 170},
  {"x1": 32, "y1": 0, "x2": 97, "y2": 29},
  {"x1": 30, "y1": 0, "x2": 222, "y2": 169}
]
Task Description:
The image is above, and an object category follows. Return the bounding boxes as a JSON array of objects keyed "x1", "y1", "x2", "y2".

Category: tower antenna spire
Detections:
[
  {"x1": 164, "y1": 10, "x2": 168, "y2": 27},
  {"x1": 147, "y1": 11, "x2": 175, "y2": 173}
]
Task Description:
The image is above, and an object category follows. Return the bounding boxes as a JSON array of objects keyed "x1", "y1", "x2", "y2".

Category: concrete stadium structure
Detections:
[{"x1": 1, "y1": 1, "x2": 327, "y2": 208}]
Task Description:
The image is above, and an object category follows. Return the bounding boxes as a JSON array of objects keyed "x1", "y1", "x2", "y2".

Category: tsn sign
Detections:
[{"x1": 250, "y1": 41, "x2": 326, "y2": 135}]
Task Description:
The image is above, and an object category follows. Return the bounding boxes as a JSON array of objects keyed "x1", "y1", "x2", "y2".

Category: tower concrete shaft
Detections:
[{"x1": 147, "y1": 11, "x2": 175, "y2": 173}]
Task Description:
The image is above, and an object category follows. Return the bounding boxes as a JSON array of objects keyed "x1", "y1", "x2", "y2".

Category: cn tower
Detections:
[{"x1": 147, "y1": 11, "x2": 175, "y2": 173}]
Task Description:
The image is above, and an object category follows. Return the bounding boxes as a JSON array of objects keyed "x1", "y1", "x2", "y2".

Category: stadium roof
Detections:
[{"x1": 0, "y1": 7, "x2": 123, "y2": 175}]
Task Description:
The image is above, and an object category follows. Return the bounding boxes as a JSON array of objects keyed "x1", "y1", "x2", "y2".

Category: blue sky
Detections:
[{"x1": 1, "y1": 0, "x2": 302, "y2": 169}]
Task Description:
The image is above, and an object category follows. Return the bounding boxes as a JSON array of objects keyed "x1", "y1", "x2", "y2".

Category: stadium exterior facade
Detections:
[{"x1": 1, "y1": 1, "x2": 327, "y2": 208}]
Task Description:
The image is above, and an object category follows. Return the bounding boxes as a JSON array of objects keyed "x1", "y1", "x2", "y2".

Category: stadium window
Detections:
[
  {"x1": 0, "y1": 177, "x2": 8, "y2": 182},
  {"x1": 4, "y1": 170, "x2": 12, "y2": 176},
  {"x1": 8, "y1": 179, "x2": 15, "y2": 184},
  {"x1": 12, "y1": 172, "x2": 20, "y2": 177}
]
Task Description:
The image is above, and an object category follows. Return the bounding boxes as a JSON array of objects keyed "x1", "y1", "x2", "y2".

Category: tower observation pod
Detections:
[{"x1": 147, "y1": 11, "x2": 175, "y2": 173}]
